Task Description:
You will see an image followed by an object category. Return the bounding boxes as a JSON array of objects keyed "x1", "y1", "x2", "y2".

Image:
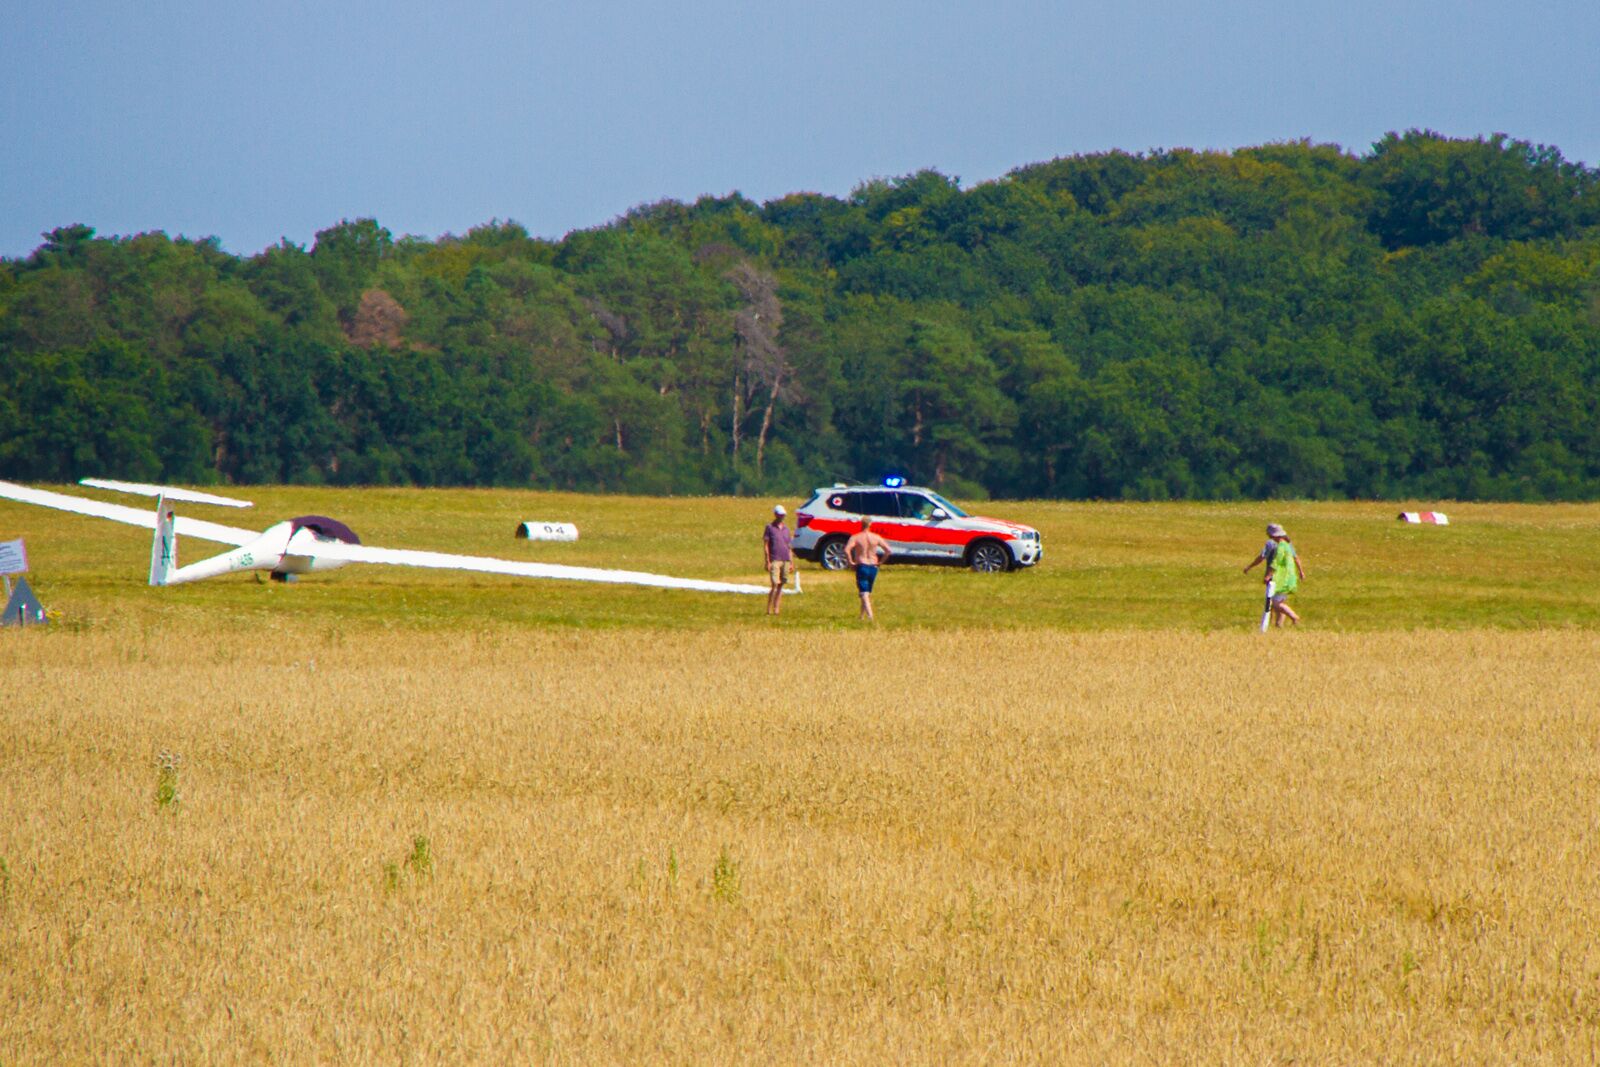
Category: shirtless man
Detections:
[{"x1": 844, "y1": 517, "x2": 892, "y2": 621}]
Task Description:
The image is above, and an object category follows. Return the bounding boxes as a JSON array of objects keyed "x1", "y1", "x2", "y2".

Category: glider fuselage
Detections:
[{"x1": 156, "y1": 520, "x2": 355, "y2": 585}]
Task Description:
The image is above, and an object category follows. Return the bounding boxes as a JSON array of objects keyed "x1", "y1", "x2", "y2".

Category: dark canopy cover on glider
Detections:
[{"x1": 289, "y1": 516, "x2": 361, "y2": 544}]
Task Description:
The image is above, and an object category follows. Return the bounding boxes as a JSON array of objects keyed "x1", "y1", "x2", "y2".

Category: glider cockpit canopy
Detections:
[{"x1": 289, "y1": 516, "x2": 361, "y2": 544}]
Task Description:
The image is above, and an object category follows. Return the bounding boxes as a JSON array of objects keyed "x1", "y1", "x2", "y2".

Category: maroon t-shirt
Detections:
[{"x1": 764, "y1": 521, "x2": 793, "y2": 561}]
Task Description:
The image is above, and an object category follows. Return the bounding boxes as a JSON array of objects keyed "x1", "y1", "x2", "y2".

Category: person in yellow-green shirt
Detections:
[{"x1": 1243, "y1": 522, "x2": 1307, "y2": 627}]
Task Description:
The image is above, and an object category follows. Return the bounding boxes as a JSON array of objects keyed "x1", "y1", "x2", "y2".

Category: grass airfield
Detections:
[
  {"x1": 3, "y1": 487, "x2": 1600, "y2": 1063},
  {"x1": 6, "y1": 485, "x2": 1600, "y2": 631}
]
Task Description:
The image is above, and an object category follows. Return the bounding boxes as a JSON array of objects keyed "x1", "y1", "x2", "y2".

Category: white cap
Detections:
[{"x1": 773, "y1": 504, "x2": 787, "y2": 515}]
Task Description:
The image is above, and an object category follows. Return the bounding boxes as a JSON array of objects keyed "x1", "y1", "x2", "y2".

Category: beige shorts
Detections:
[{"x1": 767, "y1": 560, "x2": 794, "y2": 587}]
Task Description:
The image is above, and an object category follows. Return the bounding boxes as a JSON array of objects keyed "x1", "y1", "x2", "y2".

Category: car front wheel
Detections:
[
  {"x1": 967, "y1": 540, "x2": 1011, "y2": 573},
  {"x1": 819, "y1": 536, "x2": 850, "y2": 571}
]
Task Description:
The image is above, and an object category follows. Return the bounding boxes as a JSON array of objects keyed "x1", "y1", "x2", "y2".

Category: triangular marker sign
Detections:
[{"x1": 1, "y1": 576, "x2": 47, "y2": 626}]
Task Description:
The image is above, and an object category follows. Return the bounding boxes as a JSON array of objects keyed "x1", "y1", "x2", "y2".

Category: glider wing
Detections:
[
  {"x1": 0, "y1": 481, "x2": 259, "y2": 547},
  {"x1": 306, "y1": 540, "x2": 772, "y2": 595},
  {"x1": 78, "y1": 478, "x2": 254, "y2": 508}
]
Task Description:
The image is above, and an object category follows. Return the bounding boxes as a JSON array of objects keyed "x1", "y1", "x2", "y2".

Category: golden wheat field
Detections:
[
  {"x1": 3, "y1": 490, "x2": 1600, "y2": 1063},
  {"x1": 3, "y1": 620, "x2": 1599, "y2": 1063}
]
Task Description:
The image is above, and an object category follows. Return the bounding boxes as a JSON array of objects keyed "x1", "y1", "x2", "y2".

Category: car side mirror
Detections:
[{"x1": 930, "y1": 508, "x2": 949, "y2": 520}]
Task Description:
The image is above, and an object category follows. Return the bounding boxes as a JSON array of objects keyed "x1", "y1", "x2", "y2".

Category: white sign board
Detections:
[{"x1": 0, "y1": 538, "x2": 26, "y2": 575}]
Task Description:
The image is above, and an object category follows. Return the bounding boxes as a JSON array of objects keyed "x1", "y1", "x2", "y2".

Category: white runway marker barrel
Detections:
[{"x1": 515, "y1": 521, "x2": 579, "y2": 542}]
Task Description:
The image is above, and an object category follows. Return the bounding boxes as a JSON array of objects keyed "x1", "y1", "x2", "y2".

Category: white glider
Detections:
[{"x1": 0, "y1": 479, "x2": 776, "y2": 596}]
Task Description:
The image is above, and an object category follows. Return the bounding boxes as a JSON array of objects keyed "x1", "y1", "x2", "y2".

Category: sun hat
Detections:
[
  {"x1": 773, "y1": 504, "x2": 786, "y2": 515},
  {"x1": 1266, "y1": 522, "x2": 1286, "y2": 538}
]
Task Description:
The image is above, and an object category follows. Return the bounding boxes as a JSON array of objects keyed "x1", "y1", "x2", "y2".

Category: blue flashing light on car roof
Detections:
[{"x1": 882, "y1": 476, "x2": 906, "y2": 488}]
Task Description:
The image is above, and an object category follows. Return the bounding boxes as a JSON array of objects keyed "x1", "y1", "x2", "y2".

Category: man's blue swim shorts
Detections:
[{"x1": 855, "y1": 564, "x2": 879, "y2": 593}]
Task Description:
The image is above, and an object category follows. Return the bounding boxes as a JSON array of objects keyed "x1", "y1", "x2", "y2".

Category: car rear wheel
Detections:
[
  {"x1": 967, "y1": 540, "x2": 1011, "y2": 573},
  {"x1": 819, "y1": 536, "x2": 850, "y2": 571}
]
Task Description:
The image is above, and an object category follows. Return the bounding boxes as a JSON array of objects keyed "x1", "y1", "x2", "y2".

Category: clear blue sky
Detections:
[{"x1": 3, "y1": 0, "x2": 1597, "y2": 258}]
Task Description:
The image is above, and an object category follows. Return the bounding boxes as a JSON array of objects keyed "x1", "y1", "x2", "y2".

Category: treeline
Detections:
[{"x1": 3, "y1": 130, "x2": 1599, "y2": 500}]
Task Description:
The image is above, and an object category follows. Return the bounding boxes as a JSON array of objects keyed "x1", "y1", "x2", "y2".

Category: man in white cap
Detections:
[{"x1": 762, "y1": 504, "x2": 794, "y2": 615}]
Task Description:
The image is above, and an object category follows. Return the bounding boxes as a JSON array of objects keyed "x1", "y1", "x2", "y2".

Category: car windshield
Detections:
[{"x1": 925, "y1": 492, "x2": 968, "y2": 518}]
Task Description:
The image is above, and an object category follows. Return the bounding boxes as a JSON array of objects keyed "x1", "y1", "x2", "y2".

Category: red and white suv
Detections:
[{"x1": 793, "y1": 484, "x2": 1042, "y2": 573}]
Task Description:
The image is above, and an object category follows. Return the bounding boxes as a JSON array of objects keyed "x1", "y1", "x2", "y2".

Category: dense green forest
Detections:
[{"x1": 4, "y1": 130, "x2": 1599, "y2": 500}]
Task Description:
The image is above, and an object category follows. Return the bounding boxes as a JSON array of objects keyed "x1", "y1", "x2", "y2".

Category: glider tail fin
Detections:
[{"x1": 149, "y1": 496, "x2": 178, "y2": 586}]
